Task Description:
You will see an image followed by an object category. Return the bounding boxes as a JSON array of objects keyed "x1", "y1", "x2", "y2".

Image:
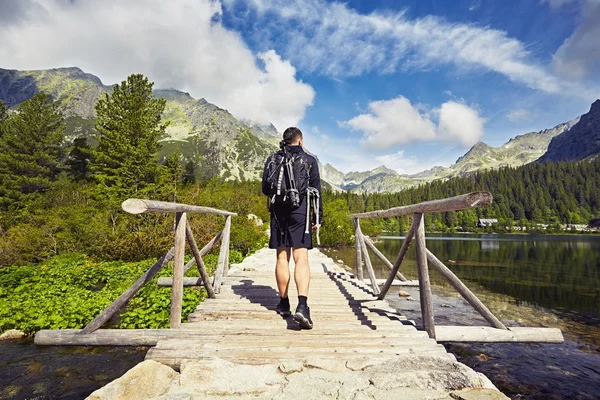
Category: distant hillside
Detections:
[
  {"x1": 539, "y1": 99, "x2": 600, "y2": 162},
  {"x1": 0, "y1": 67, "x2": 279, "y2": 181},
  {"x1": 324, "y1": 117, "x2": 580, "y2": 194}
]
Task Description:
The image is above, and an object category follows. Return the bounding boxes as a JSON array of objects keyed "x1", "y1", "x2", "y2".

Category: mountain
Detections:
[
  {"x1": 538, "y1": 100, "x2": 600, "y2": 162},
  {"x1": 325, "y1": 117, "x2": 580, "y2": 193},
  {"x1": 0, "y1": 67, "x2": 279, "y2": 181}
]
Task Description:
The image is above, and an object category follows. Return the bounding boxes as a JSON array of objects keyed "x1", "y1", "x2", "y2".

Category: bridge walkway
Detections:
[{"x1": 146, "y1": 248, "x2": 453, "y2": 368}]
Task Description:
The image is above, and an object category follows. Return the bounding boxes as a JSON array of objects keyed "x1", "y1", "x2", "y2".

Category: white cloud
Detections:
[
  {"x1": 506, "y1": 109, "x2": 535, "y2": 122},
  {"x1": 551, "y1": 0, "x2": 600, "y2": 80},
  {"x1": 224, "y1": 0, "x2": 572, "y2": 95},
  {"x1": 343, "y1": 96, "x2": 436, "y2": 150},
  {"x1": 341, "y1": 97, "x2": 484, "y2": 150},
  {"x1": 438, "y1": 102, "x2": 485, "y2": 147},
  {"x1": 540, "y1": 0, "x2": 579, "y2": 9},
  {"x1": 0, "y1": 0, "x2": 314, "y2": 130},
  {"x1": 375, "y1": 151, "x2": 436, "y2": 175}
]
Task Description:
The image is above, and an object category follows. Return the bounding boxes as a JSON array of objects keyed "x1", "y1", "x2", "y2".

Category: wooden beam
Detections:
[
  {"x1": 355, "y1": 222, "x2": 380, "y2": 295},
  {"x1": 353, "y1": 218, "x2": 364, "y2": 281},
  {"x1": 362, "y1": 236, "x2": 408, "y2": 281},
  {"x1": 212, "y1": 215, "x2": 232, "y2": 293},
  {"x1": 434, "y1": 326, "x2": 563, "y2": 343},
  {"x1": 158, "y1": 277, "x2": 207, "y2": 286},
  {"x1": 185, "y1": 224, "x2": 215, "y2": 298},
  {"x1": 170, "y1": 212, "x2": 186, "y2": 329},
  {"x1": 183, "y1": 229, "x2": 223, "y2": 274},
  {"x1": 426, "y1": 249, "x2": 507, "y2": 330},
  {"x1": 35, "y1": 329, "x2": 183, "y2": 346},
  {"x1": 415, "y1": 213, "x2": 435, "y2": 339},
  {"x1": 349, "y1": 192, "x2": 492, "y2": 219},
  {"x1": 81, "y1": 248, "x2": 175, "y2": 334},
  {"x1": 378, "y1": 216, "x2": 418, "y2": 300},
  {"x1": 122, "y1": 198, "x2": 237, "y2": 217}
]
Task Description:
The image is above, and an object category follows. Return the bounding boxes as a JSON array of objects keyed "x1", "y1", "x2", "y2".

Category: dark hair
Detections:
[{"x1": 280, "y1": 127, "x2": 303, "y2": 150}]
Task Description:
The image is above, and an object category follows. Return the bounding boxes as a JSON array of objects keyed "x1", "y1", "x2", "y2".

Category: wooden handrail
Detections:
[
  {"x1": 348, "y1": 191, "x2": 492, "y2": 219},
  {"x1": 122, "y1": 199, "x2": 237, "y2": 216}
]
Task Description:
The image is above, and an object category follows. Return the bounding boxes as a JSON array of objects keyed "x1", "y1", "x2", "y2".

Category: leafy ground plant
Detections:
[{"x1": 0, "y1": 253, "x2": 221, "y2": 334}]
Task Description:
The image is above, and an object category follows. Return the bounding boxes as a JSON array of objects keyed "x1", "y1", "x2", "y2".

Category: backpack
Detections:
[{"x1": 263, "y1": 151, "x2": 310, "y2": 208}]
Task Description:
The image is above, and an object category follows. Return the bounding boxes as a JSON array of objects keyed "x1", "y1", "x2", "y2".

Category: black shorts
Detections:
[{"x1": 269, "y1": 195, "x2": 312, "y2": 249}]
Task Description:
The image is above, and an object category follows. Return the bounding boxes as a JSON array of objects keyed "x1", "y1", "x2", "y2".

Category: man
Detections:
[{"x1": 261, "y1": 127, "x2": 323, "y2": 329}]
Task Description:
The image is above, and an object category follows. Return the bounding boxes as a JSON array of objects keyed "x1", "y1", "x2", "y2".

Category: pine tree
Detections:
[
  {"x1": 91, "y1": 74, "x2": 167, "y2": 199},
  {"x1": 182, "y1": 160, "x2": 196, "y2": 185},
  {"x1": 67, "y1": 137, "x2": 93, "y2": 181},
  {"x1": 0, "y1": 94, "x2": 65, "y2": 210},
  {"x1": 162, "y1": 149, "x2": 184, "y2": 202}
]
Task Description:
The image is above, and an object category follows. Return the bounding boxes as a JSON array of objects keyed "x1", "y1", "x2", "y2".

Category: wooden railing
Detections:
[
  {"x1": 80, "y1": 199, "x2": 237, "y2": 333},
  {"x1": 349, "y1": 192, "x2": 507, "y2": 339}
]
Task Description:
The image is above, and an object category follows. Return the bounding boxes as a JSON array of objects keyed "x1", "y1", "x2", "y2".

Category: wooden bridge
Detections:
[{"x1": 35, "y1": 192, "x2": 563, "y2": 369}]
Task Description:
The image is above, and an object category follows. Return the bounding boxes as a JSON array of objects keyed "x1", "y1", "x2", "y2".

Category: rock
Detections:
[
  {"x1": 304, "y1": 357, "x2": 347, "y2": 372},
  {"x1": 406, "y1": 296, "x2": 416, "y2": 301},
  {"x1": 86, "y1": 360, "x2": 178, "y2": 400},
  {"x1": 398, "y1": 290, "x2": 410, "y2": 297},
  {"x1": 345, "y1": 358, "x2": 376, "y2": 371},
  {"x1": 477, "y1": 353, "x2": 490, "y2": 362},
  {"x1": 278, "y1": 368, "x2": 370, "y2": 400},
  {"x1": 337, "y1": 259, "x2": 344, "y2": 264},
  {"x1": 177, "y1": 358, "x2": 284, "y2": 396},
  {"x1": 441, "y1": 303, "x2": 452, "y2": 308},
  {"x1": 279, "y1": 361, "x2": 303, "y2": 374},
  {"x1": 360, "y1": 387, "x2": 451, "y2": 400},
  {"x1": 247, "y1": 214, "x2": 263, "y2": 227},
  {"x1": 450, "y1": 388, "x2": 509, "y2": 400},
  {"x1": 0, "y1": 329, "x2": 25, "y2": 340}
]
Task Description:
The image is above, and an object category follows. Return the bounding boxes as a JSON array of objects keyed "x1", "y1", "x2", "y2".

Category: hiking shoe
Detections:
[
  {"x1": 276, "y1": 301, "x2": 291, "y2": 318},
  {"x1": 294, "y1": 304, "x2": 313, "y2": 329}
]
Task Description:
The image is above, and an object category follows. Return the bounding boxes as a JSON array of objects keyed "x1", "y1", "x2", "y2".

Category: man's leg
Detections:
[
  {"x1": 275, "y1": 248, "x2": 291, "y2": 317},
  {"x1": 292, "y1": 247, "x2": 313, "y2": 329}
]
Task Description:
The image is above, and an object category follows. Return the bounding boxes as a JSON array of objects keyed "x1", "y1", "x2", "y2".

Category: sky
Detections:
[{"x1": 0, "y1": 0, "x2": 599, "y2": 175}]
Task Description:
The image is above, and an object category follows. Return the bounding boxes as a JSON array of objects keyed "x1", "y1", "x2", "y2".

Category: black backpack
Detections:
[{"x1": 263, "y1": 151, "x2": 310, "y2": 208}]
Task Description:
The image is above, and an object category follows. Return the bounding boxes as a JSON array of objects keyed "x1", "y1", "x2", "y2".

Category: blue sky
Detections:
[{"x1": 1, "y1": 0, "x2": 599, "y2": 174}]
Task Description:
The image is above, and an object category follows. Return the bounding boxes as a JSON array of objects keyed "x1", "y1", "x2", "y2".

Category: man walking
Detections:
[{"x1": 262, "y1": 127, "x2": 323, "y2": 329}]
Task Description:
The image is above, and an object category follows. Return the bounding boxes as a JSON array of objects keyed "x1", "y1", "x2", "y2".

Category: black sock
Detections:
[
  {"x1": 298, "y1": 295, "x2": 308, "y2": 307},
  {"x1": 279, "y1": 296, "x2": 289, "y2": 306}
]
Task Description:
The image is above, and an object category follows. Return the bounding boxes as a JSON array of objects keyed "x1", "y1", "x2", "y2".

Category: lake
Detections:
[{"x1": 324, "y1": 233, "x2": 600, "y2": 399}]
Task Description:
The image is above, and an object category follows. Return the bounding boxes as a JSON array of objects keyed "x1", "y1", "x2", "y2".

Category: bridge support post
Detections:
[
  {"x1": 353, "y1": 218, "x2": 364, "y2": 282},
  {"x1": 414, "y1": 213, "x2": 435, "y2": 339},
  {"x1": 170, "y1": 212, "x2": 187, "y2": 329}
]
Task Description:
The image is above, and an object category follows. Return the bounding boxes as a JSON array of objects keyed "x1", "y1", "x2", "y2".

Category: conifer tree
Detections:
[
  {"x1": 162, "y1": 149, "x2": 184, "y2": 201},
  {"x1": 0, "y1": 94, "x2": 65, "y2": 210},
  {"x1": 92, "y1": 74, "x2": 167, "y2": 198},
  {"x1": 67, "y1": 137, "x2": 93, "y2": 181}
]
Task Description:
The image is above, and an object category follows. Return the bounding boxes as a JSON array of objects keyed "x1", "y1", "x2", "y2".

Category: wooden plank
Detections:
[
  {"x1": 80, "y1": 248, "x2": 175, "y2": 334},
  {"x1": 434, "y1": 326, "x2": 564, "y2": 343},
  {"x1": 349, "y1": 192, "x2": 492, "y2": 219},
  {"x1": 212, "y1": 215, "x2": 232, "y2": 293},
  {"x1": 170, "y1": 212, "x2": 186, "y2": 329},
  {"x1": 122, "y1": 198, "x2": 237, "y2": 216},
  {"x1": 414, "y1": 213, "x2": 435, "y2": 339},
  {"x1": 426, "y1": 249, "x2": 507, "y2": 330},
  {"x1": 353, "y1": 218, "x2": 364, "y2": 281},
  {"x1": 378, "y1": 217, "x2": 418, "y2": 299},
  {"x1": 158, "y1": 277, "x2": 208, "y2": 287},
  {"x1": 185, "y1": 224, "x2": 215, "y2": 298},
  {"x1": 363, "y1": 237, "x2": 408, "y2": 281}
]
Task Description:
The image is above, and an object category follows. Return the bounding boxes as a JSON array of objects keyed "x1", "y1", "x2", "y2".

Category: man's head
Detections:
[{"x1": 282, "y1": 127, "x2": 303, "y2": 147}]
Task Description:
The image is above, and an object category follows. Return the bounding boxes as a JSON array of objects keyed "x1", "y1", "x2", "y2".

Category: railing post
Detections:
[
  {"x1": 213, "y1": 215, "x2": 232, "y2": 293},
  {"x1": 353, "y1": 218, "x2": 364, "y2": 282},
  {"x1": 357, "y1": 225, "x2": 380, "y2": 296},
  {"x1": 170, "y1": 212, "x2": 187, "y2": 329},
  {"x1": 414, "y1": 213, "x2": 435, "y2": 339}
]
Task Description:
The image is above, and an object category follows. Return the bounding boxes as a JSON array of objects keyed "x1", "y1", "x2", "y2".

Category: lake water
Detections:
[{"x1": 324, "y1": 233, "x2": 600, "y2": 399}]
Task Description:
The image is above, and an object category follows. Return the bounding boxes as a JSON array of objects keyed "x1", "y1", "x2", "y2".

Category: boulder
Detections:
[
  {"x1": 0, "y1": 329, "x2": 25, "y2": 340},
  {"x1": 86, "y1": 360, "x2": 178, "y2": 400}
]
